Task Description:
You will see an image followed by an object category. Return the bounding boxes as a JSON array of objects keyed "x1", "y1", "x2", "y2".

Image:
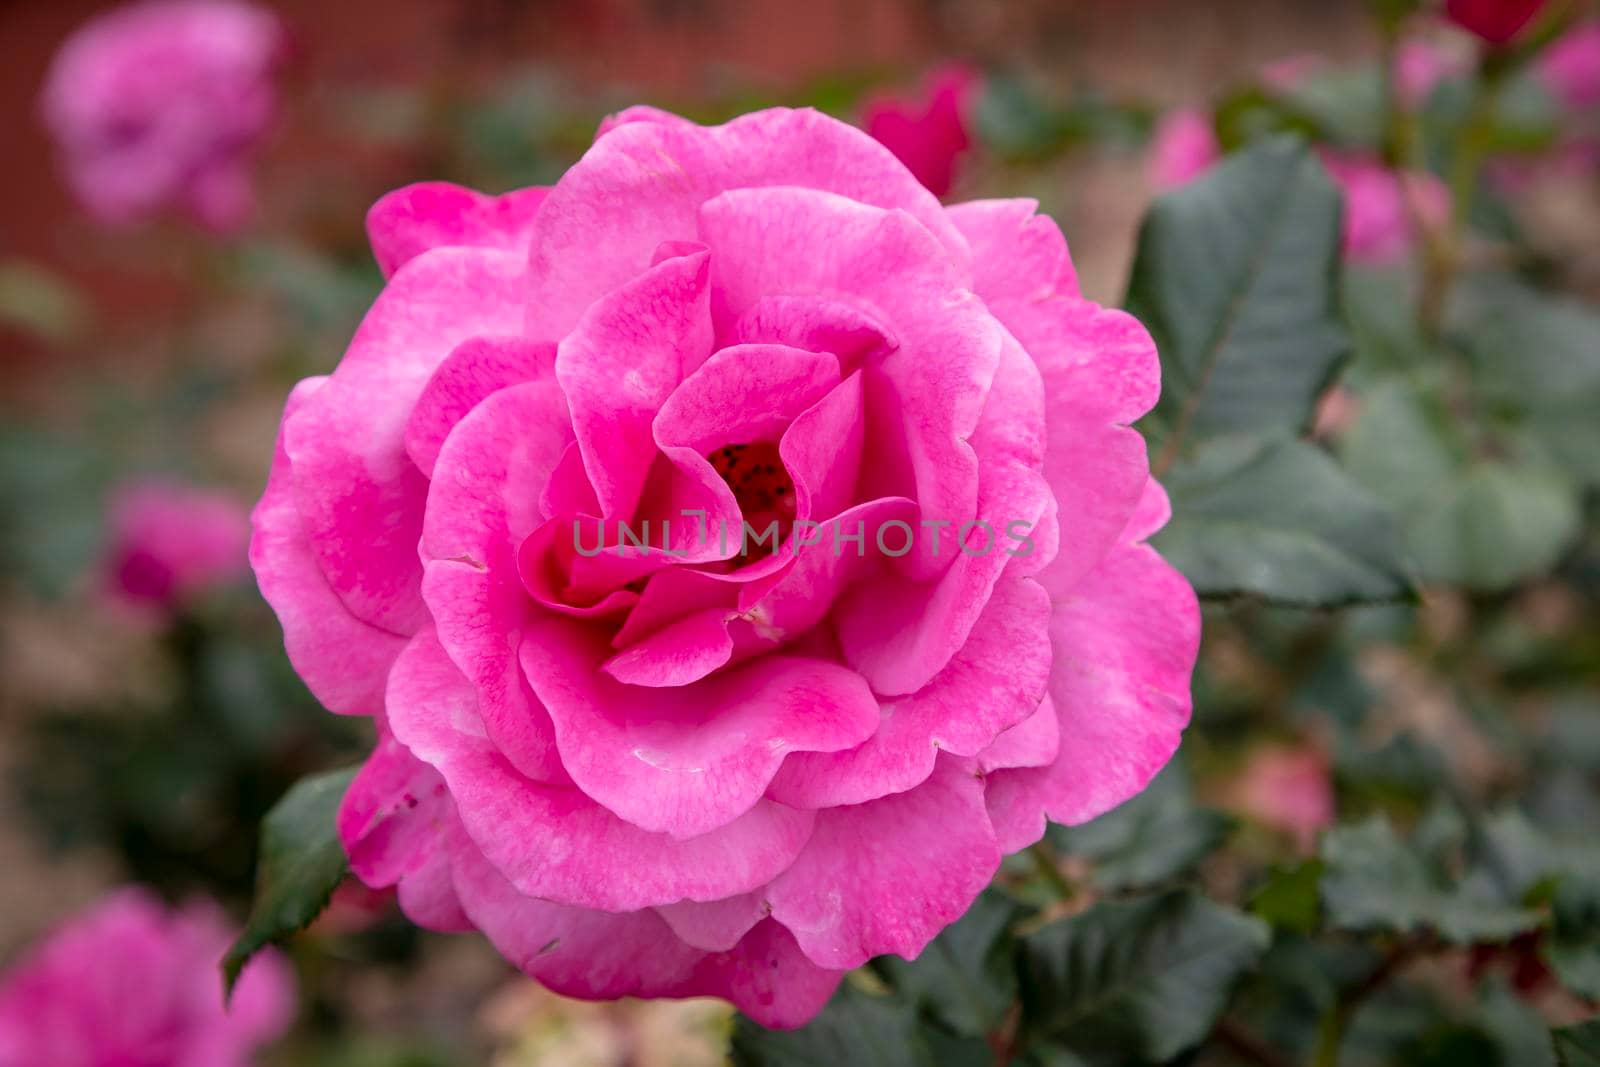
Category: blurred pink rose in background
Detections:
[
  {"x1": 0, "y1": 888, "x2": 294, "y2": 1067},
  {"x1": 104, "y1": 479, "x2": 250, "y2": 613},
  {"x1": 1445, "y1": 0, "x2": 1550, "y2": 44},
  {"x1": 1148, "y1": 116, "x2": 1448, "y2": 265},
  {"x1": 1320, "y1": 153, "x2": 1450, "y2": 264},
  {"x1": 862, "y1": 63, "x2": 980, "y2": 197},
  {"x1": 1537, "y1": 21, "x2": 1600, "y2": 110},
  {"x1": 1228, "y1": 744, "x2": 1334, "y2": 853},
  {"x1": 1146, "y1": 108, "x2": 1220, "y2": 190},
  {"x1": 1395, "y1": 38, "x2": 1469, "y2": 106},
  {"x1": 39, "y1": 0, "x2": 286, "y2": 233}
]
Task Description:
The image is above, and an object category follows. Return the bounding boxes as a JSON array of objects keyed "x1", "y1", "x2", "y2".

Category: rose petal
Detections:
[
  {"x1": 404, "y1": 336, "x2": 556, "y2": 477},
  {"x1": 367, "y1": 181, "x2": 549, "y2": 279}
]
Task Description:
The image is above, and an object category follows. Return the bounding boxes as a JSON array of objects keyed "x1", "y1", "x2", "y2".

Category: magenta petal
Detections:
[
  {"x1": 528, "y1": 107, "x2": 968, "y2": 341},
  {"x1": 726, "y1": 294, "x2": 898, "y2": 368},
  {"x1": 555, "y1": 250, "x2": 712, "y2": 519},
  {"x1": 698, "y1": 185, "x2": 1002, "y2": 580},
  {"x1": 250, "y1": 377, "x2": 404, "y2": 716},
  {"x1": 601, "y1": 608, "x2": 736, "y2": 687},
  {"x1": 520, "y1": 614, "x2": 879, "y2": 838},
  {"x1": 390, "y1": 626, "x2": 814, "y2": 909},
  {"x1": 768, "y1": 574, "x2": 1051, "y2": 808},
  {"x1": 420, "y1": 380, "x2": 574, "y2": 783},
  {"x1": 367, "y1": 181, "x2": 549, "y2": 279},
  {"x1": 284, "y1": 248, "x2": 528, "y2": 635},
  {"x1": 684, "y1": 919, "x2": 846, "y2": 1030},
  {"x1": 653, "y1": 344, "x2": 839, "y2": 454},
  {"x1": 337, "y1": 725, "x2": 470, "y2": 932},
  {"x1": 404, "y1": 336, "x2": 556, "y2": 477},
  {"x1": 984, "y1": 540, "x2": 1200, "y2": 852},
  {"x1": 779, "y1": 372, "x2": 865, "y2": 522},
  {"x1": 767, "y1": 757, "x2": 1001, "y2": 969},
  {"x1": 946, "y1": 198, "x2": 1079, "y2": 301}
]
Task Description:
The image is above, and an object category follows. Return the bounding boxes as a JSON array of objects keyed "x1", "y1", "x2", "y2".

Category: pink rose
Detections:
[
  {"x1": 1446, "y1": 0, "x2": 1550, "y2": 44},
  {"x1": 1227, "y1": 744, "x2": 1334, "y2": 854},
  {"x1": 104, "y1": 480, "x2": 251, "y2": 613},
  {"x1": 1147, "y1": 108, "x2": 1222, "y2": 191},
  {"x1": 1537, "y1": 22, "x2": 1600, "y2": 110},
  {"x1": 1396, "y1": 38, "x2": 1469, "y2": 107},
  {"x1": 253, "y1": 107, "x2": 1198, "y2": 1027},
  {"x1": 0, "y1": 889, "x2": 294, "y2": 1067},
  {"x1": 39, "y1": 0, "x2": 285, "y2": 232},
  {"x1": 1320, "y1": 152, "x2": 1451, "y2": 265},
  {"x1": 862, "y1": 64, "x2": 980, "y2": 197}
]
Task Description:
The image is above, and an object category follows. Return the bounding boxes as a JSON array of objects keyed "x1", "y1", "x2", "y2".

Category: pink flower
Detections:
[
  {"x1": 1537, "y1": 21, "x2": 1600, "y2": 110},
  {"x1": 1147, "y1": 108, "x2": 1221, "y2": 190},
  {"x1": 862, "y1": 64, "x2": 980, "y2": 197},
  {"x1": 1446, "y1": 0, "x2": 1550, "y2": 44},
  {"x1": 253, "y1": 107, "x2": 1198, "y2": 1027},
  {"x1": 1227, "y1": 744, "x2": 1334, "y2": 854},
  {"x1": 1395, "y1": 38, "x2": 1469, "y2": 107},
  {"x1": 39, "y1": 0, "x2": 285, "y2": 232},
  {"x1": 104, "y1": 480, "x2": 250, "y2": 613},
  {"x1": 1320, "y1": 152, "x2": 1451, "y2": 264},
  {"x1": 0, "y1": 889, "x2": 294, "y2": 1067}
]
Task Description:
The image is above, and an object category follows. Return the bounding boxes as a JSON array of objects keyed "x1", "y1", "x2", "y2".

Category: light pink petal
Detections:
[
  {"x1": 528, "y1": 107, "x2": 968, "y2": 341},
  {"x1": 767, "y1": 757, "x2": 1001, "y2": 969},
  {"x1": 283, "y1": 248, "x2": 527, "y2": 635},
  {"x1": 367, "y1": 181, "x2": 549, "y2": 279},
  {"x1": 1146, "y1": 109, "x2": 1221, "y2": 190},
  {"x1": 420, "y1": 380, "x2": 574, "y2": 783},
  {"x1": 768, "y1": 574, "x2": 1051, "y2": 808},
  {"x1": 519, "y1": 614, "x2": 879, "y2": 839},
  {"x1": 976, "y1": 694, "x2": 1060, "y2": 773},
  {"x1": 1008, "y1": 299, "x2": 1159, "y2": 597},
  {"x1": 555, "y1": 250, "x2": 712, "y2": 519},
  {"x1": 403, "y1": 335, "x2": 556, "y2": 477},
  {"x1": 984, "y1": 541, "x2": 1200, "y2": 853},
  {"x1": 945, "y1": 198, "x2": 1079, "y2": 301},
  {"x1": 390, "y1": 627, "x2": 813, "y2": 909},
  {"x1": 250, "y1": 377, "x2": 404, "y2": 716},
  {"x1": 655, "y1": 892, "x2": 769, "y2": 952},
  {"x1": 698, "y1": 185, "x2": 1001, "y2": 580},
  {"x1": 683, "y1": 919, "x2": 846, "y2": 1030},
  {"x1": 653, "y1": 344, "x2": 839, "y2": 454}
]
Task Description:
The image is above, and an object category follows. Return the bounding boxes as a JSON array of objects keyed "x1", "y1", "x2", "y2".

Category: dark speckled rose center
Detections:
[{"x1": 709, "y1": 441, "x2": 796, "y2": 547}]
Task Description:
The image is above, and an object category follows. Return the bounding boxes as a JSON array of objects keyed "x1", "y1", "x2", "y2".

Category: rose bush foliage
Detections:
[{"x1": 252, "y1": 106, "x2": 1199, "y2": 1026}]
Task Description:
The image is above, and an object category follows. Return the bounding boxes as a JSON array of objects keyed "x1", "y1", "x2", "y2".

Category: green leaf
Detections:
[
  {"x1": 1250, "y1": 859, "x2": 1326, "y2": 934},
  {"x1": 1340, "y1": 378, "x2": 1582, "y2": 592},
  {"x1": 730, "y1": 984, "x2": 940, "y2": 1067},
  {"x1": 1555, "y1": 1021, "x2": 1600, "y2": 1067},
  {"x1": 1320, "y1": 817, "x2": 1541, "y2": 944},
  {"x1": 1125, "y1": 136, "x2": 1348, "y2": 459},
  {"x1": 1152, "y1": 436, "x2": 1413, "y2": 605},
  {"x1": 1479, "y1": 978, "x2": 1558, "y2": 1067},
  {"x1": 1050, "y1": 761, "x2": 1232, "y2": 891},
  {"x1": 875, "y1": 889, "x2": 1031, "y2": 1037},
  {"x1": 1016, "y1": 890, "x2": 1270, "y2": 1065},
  {"x1": 223, "y1": 766, "x2": 358, "y2": 994}
]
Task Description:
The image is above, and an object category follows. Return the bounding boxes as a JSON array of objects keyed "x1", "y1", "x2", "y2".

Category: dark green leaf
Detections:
[
  {"x1": 1126, "y1": 137, "x2": 1348, "y2": 457},
  {"x1": 1320, "y1": 817, "x2": 1540, "y2": 944},
  {"x1": 1016, "y1": 890, "x2": 1269, "y2": 1065},
  {"x1": 1479, "y1": 979, "x2": 1558, "y2": 1067},
  {"x1": 875, "y1": 888, "x2": 1031, "y2": 1037},
  {"x1": 1555, "y1": 1021, "x2": 1600, "y2": 1067},
  {"x1": 730, "y1": 984, "x2": 936, "y2": 1067},
  {"x1": 1051, "y1": 761, "x2": 1232, "y2": 890},
  {"x1": 223, "y1": 766, "x2": 358, "y2": 994},
  {"x1": 1250, "y1": 860, "x2": 1325, "y2": 934},
  {"x1": 1153, "y1": 436, "x2": 1413, "y2": 605}
]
